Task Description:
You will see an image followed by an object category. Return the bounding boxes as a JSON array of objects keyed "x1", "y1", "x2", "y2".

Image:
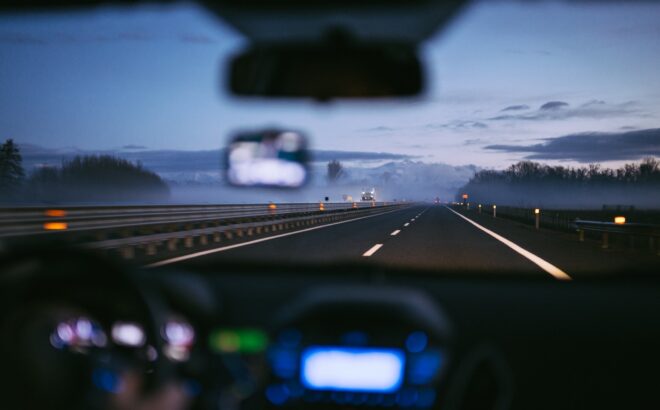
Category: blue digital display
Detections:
[{"x1": 301, "y1": 346, "x2": 405, "y2": 393}]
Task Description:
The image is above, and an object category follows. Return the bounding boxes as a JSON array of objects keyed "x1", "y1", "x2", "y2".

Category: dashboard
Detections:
[{"x1": 1, "y1": 249, "x2": 660, "y2": 410}]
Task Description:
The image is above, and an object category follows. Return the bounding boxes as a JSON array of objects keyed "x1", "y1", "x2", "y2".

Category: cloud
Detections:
[
  {"x1": 488, "y1": 100, "x2": 642, "y2": 121},
  {"x1": 484, "y1": 128, "x2": 660, "y2": 162},
  {"x1": 581, "y1": 100, "x2": 606, "y2": 107},
  {"x1": 310, "y1": 150, "x2": 411, "y2": 162},
  {"x1": 540, "y1": 101, "x2": 569, "y2": 110},
  {"x1": 424, "y1": 120, "x2": 488, "y2": 130},
  {"x1": 500, "y1": 105, "x2": 530, "y2": 112},
  {"x1": 0, "y1": 32, "x2": 46, "y2": 45},
  {"x1": 17, "y1": 144, "x2": 412, "y2": 176},
  {"x1": 0, "y1": 30, "x2": 214, "y2": 45},
  {"x1": 504, "y1": 49, "x2": 551, "y2": 56},
  {"x1": 359, "y1": 126, "x2": 397, "y2": 132}
]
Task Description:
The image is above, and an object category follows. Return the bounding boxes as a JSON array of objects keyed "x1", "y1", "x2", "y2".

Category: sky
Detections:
[{"x1": 1, "y1": 0, "x2": 659, "y2": 171}]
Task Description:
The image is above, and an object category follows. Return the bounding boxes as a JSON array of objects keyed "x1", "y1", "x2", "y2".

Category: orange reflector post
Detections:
[
  {"x1": 462, "y1": 194, "x2": 468, "y2": 200},
  {"x1": 268, "y1": 203, "x2": 277, "y2": 210},
  {"x1": 614, "y1": 216, "x2": 626, "y2": 225},
  {"x1": 352, "y1": 202, "x2": 357, "y2": 209},
  {"x1": 43, "y1": 222, "x2": 68, "y2": 230},
  {"x1": 319, "y1": 202, "x2": 325, "y2": 211},
  {"x1": 45, "y1": 209, "x2": 66, "y2": 217}
]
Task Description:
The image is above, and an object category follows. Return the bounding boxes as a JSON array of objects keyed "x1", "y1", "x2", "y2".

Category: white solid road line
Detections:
[
  {"x1": 146, "y1": 208, "x2": 405, "y2": 268},
  {"x1": 404, "y1": 223, "x2": 410, "y2": 227},
  {"x1": 363, "y1": 244, "x2": 384, "y2": 257},
  {"x1": 391, "y1": 230, "x2": 401, "y2": 236},
  {"x1": 444, "y1": 206, "x2": 572, "y2": 281}
]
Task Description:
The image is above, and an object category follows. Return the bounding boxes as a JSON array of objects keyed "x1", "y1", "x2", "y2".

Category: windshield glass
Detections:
[{"x1": 1, "y1": 1, "x2": 659, "y2": 275}]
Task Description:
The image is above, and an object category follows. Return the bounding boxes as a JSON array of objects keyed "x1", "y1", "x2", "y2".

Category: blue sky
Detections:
[{"x1": 1, "y1": 0, "x2": 659, "y2": 169}]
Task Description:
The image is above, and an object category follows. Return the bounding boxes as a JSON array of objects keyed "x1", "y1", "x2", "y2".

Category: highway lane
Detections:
[
  {"x1": 171, "y1": 205, "x2": 555, "y2": 276},
  {"x1": 162, "y1": 206, "x2": 424, "y2": 267}
]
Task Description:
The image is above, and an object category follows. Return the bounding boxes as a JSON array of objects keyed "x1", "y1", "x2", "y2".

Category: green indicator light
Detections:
[
  {"x1": 241, "y1": 329, "x2": 268, "y2": 353},
  {"x1": 210, "y1": 328, "x2": 269, "y2": 353}
]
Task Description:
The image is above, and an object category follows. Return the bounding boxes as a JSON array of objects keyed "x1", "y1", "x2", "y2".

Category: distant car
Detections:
[{"x1": 361, "y1": 191, "x2": 375, "y2": 201}]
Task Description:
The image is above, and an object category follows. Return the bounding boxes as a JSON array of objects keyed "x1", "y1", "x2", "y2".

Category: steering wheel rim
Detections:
[{"x1": 0, "y1": 245, "x2": 180, "y2": 410}]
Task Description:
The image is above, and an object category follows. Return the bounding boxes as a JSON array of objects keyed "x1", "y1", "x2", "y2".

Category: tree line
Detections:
[
  {"x1": 456, "y1": 158, "x2": 660, "y2": 209},
  {"x1": 0, "y1": 139, "x2": 169, "y2": 204}
]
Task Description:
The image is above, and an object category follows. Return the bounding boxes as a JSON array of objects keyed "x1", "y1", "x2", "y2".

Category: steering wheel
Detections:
[{"x1": 0, "y1": 245, "x2": 188, "y2": 410}]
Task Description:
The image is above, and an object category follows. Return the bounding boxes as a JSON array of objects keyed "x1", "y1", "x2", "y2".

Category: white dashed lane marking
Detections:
[{"x1": 363, "y1": 244, "x2": 384, "y2": 257}]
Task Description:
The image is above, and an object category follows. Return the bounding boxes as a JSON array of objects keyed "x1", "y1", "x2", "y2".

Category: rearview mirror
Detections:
[
  {"x1": 228, "y1": 43, "x2": 423, "y2": 100},
  {"x1": 226, "y1": 130, "x2": 309, "y2": 188}
]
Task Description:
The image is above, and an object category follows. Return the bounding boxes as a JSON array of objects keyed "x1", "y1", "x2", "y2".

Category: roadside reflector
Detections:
[
  {"x1": 614, "y1": 216, "x2": 626, "y2": 225},
  {"x1": 44, "y1": 222, "x2": 68, "y2": 230},
  {"x1": 45, "y1": 209, "x2": 66, "y2": 217},
  {"x1": 268, "y1": 203, "x2": 277, "y2": 210},
  {"x1": 534, "y1": 208, "x2": 540, "y2": 215}
]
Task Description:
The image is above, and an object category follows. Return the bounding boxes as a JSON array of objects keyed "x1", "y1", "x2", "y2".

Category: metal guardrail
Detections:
[
  {"x1": 454, "y1": 203, "x2": 659, "y2": 255},
  {"x1": 461, "y1": 203, "x2": 576, "y2": 231},
  {"x1": 0, "y1": 202, "x2": 392, "y2": 238},
  {"x1": 0, "y1": 202, "x2": 410, "y2": 261},
  {"x1": 574, "y1": 219, "x2": 660, "y2": 253},
  {"x1": 89, "y1": 205, "x2": 403, "y2": 259}
]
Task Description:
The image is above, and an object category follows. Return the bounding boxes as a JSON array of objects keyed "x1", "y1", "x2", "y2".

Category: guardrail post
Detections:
[
  {"x1": 120, "y1": 246, "x2": 134, "y2": 259},
  {"x1": 534, "y1": 208, "x2": 540, "y2": 230},
  {"x1": 602, "y1": 232, "x2": 609, "y2": 249},
  {"x1": 146, "y1": 243, "x2": 157, "y2": 256},
  {"x1": 578, "y1": 229, "x2": 584, "y2": 242}
]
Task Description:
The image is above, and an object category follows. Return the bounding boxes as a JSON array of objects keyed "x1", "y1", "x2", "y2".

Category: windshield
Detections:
[{"x1": 1, "y1": 1, "x2": 659, "y2": 276}]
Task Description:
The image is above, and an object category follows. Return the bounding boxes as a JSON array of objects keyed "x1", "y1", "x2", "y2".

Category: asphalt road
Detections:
[{"x1": 164, "y1": 205, "x2": 658, "y2": 278}]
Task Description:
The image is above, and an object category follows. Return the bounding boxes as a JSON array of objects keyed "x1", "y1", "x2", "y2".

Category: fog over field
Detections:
[{"x1": 17, "y1": 144, "x2": 477, "y2": 204}]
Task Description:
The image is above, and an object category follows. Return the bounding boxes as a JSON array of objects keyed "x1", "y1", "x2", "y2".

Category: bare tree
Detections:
[
  {"x1": 327, "y1": 159, "x2": 344, "y2": 183},
  {"x1": 0, "y1": 139, "x2": 25, "y2": 200}
]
